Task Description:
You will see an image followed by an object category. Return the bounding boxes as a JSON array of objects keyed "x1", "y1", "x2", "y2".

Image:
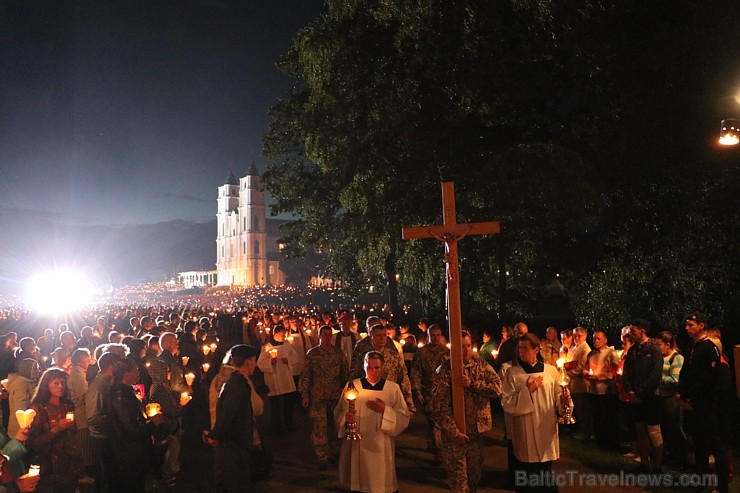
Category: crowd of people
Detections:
[{"x1": 0, "y1": 294, "x2": 732, "y2": 493}]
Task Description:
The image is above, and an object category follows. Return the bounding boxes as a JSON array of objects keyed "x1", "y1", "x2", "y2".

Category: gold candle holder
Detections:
[
  {"x1": 344, "y1": 381, "x2": 362, "y2": 441},
  {"x1": 555, "y1": 358, "x2": 576, "y2": 425}
]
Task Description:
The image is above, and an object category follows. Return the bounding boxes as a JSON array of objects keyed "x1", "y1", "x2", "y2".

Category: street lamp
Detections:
[{"x1": 718, "y1": 118, "x2": 740, "y2": 145}]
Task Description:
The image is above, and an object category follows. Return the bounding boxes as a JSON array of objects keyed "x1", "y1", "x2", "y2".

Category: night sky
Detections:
[{"x1": 0, "y1": 0, "x2": 324, "y2": 225}]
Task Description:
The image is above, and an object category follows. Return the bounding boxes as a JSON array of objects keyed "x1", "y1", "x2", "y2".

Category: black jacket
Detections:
[
  {"x1": 210, "y1": 371, "x2": 253, "y2": 450},
  {"x1": 623, "y1": 339, "x2": 663, "y2": 399},
  {"x1": 106, "y1": 382, "x2": 155, "y2": 476}
]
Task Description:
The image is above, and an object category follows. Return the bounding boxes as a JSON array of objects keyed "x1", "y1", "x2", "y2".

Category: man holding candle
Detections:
[
  {"x1": 257, "y1": 326, "x2": 298, "y2": 434},
  {"x1": 584, "y1": 330, "x2": 619, "y2": 448},
  {"x1": 334, "y1": 351, "x2": 410, "y2": 493},
  {"x1": 207, "y1": 344, "x2": 259, "y2": 493}
]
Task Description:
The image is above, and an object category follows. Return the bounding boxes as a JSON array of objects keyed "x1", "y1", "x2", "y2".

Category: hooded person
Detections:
[{"x1": 7, "y1": 358, "x2": 39, "y2": 437}]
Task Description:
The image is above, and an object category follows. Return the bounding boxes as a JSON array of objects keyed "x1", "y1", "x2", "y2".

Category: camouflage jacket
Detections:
[
  {"x1": 298, "y1": 345, "x2": 349, "y2": 402},
  {"x1": 430, "y1": 354, "x2": 501, "y2": 437},
  {"x1": 410, "y1": 343, "x2": 449, "y2": 396}
]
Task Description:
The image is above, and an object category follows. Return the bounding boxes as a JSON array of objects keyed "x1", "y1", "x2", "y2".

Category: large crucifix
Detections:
[{"x1": 402, "y1": 182, "x2": 500, "y2": 431}]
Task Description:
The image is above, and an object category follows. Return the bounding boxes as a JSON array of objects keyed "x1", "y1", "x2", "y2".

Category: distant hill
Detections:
[{"x1": 0, "y1": 208, "x2": 215, "y2": 294}]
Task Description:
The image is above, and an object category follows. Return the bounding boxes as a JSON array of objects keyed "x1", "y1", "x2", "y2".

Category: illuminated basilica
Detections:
[{"x1": 179, "y1": 164, "x2": 284, "y2": 288}]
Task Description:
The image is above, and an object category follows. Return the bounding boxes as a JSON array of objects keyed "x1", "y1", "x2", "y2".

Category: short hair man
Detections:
[
  {"x1": 431, "y1": 330, "x2": 502, "y2": 492},
  {"x1": 623, "y1": 319, "x2": 663, "y2": 472},
  {"x1": 502, "y1": 334, "x2": 562, "y2": 492},
  {"x1": 207, "y1": 344, "x2": 260, "y2": 493},
  {"x1": 335, "y1": 351, "x2": 410, "y2": 493}
]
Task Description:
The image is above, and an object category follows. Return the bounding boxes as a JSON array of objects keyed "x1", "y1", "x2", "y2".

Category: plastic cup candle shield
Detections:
[
  {"x1": 16, "y1": 409, "x2": 37, "y2": 429},
  {"x1": 202, "y1": 362, "x2": 210, "y2": 373},
  {"x1": 28, "y1": 465, "x2": 40, "y2": 477},
  {"x1": 202, "y1": 345, "x2": 211, "y2": 355},
  {"x1": 185, "y1": 373, "x2": 195, "y2": 386},
  {"x1": 65, "y1": 412, "x2": 74, "y2": 421},
  {"x1": 492, "y1": 349, "x2": 499, "y2": 358},
  {"x1": 269, "y1": 348, "x2": 278, "y2": 358},
  {"x1": 417, "y1": 342, "x2": 424, "y2": 348},
  {"x1": 180, "y1": 392, "x2": 192, "y2": 406},
  {"x1": 181, "y1": 356, "x2": 190, "y2": 366},
  {"x1": 146, "y1": 403, "x2": 162, "y2": 417}
]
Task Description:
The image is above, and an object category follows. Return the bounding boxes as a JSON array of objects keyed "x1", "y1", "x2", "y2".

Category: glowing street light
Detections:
[{"x1": 719, "y1": 118, "x2": 740, "y2": 146}]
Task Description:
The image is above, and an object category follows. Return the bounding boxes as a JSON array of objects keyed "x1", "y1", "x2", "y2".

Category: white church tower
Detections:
[{"x1": 215, "y1": 164, "x2": 269, "y2": 286}]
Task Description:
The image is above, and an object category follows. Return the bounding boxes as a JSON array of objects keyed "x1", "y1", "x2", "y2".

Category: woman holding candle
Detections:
[
  {"x1": 27, "y1": 368, "x2": 82, "y2": 493},
  {"x1": 105, "y1": 358, "x2": 164, "y2": 493}
]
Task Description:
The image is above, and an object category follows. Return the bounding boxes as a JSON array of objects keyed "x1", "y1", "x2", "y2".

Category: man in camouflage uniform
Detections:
[
  {"x1": 431, "y1": 331, "x2": 502, "y2": 493},
  {"x1": 299, "y1": 325, "x2": 349, "y2": 469},
  {"x1": 351, "y1": 324, "x2": 415, "y2": 415},
  {"x1": 411, "y1": 324, "x2": 449, "y2": 453}
]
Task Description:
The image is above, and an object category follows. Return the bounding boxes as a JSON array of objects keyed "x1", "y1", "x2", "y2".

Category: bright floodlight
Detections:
[{"x1": 25, "y1": 270, "x2": 94, "y2": 313}]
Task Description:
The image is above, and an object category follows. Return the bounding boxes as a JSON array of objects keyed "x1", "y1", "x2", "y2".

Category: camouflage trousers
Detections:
[
  {"x1": 440, "y1": 431, "x2": 483, "y2": 493},
  {"x1": 309, "y1": 399, "x2": 339, "y2": 462}
]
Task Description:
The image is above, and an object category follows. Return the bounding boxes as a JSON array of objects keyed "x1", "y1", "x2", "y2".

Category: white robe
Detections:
[
  {"x1": 501, "y1": 363, "x2": 562, "y2": 463},
  {"x1": 257, "y1": 342, "x2": 298, "y2": 396},
  {"x1": 334, "y1": 378, "x2": 409, "y2": 493}
]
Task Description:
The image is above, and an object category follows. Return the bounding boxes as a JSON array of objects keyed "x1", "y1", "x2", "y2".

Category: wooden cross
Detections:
[{"x1": 402, "y1": 182, "x2": 500, "y2": 431}]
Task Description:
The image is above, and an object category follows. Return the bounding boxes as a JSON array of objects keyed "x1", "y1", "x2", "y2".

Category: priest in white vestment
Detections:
[
  {"x1": 501, "y1": 334, "x2": 563, "y2": 493},
  {"x1": 335, "y1": 350, "x2": 410, "y2": 493}
]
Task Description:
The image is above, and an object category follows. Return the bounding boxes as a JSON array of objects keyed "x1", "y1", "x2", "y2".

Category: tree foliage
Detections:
[{"x1": 262, "y1": 0, "x2": 740, "y2": 330}]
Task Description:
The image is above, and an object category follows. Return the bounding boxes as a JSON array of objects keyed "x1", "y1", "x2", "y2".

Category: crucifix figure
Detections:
[{"x1": 402, "y1": 182, "x2": 500, "y2": 430}]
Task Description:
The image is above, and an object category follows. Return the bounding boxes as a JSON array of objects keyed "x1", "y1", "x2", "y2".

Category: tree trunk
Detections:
[
  {"x1": 496, "y1": 240, "x2": 507, "y2": 319},
  {"x1": 384, "y1": 251, "x2": 400, "y2": 316}
]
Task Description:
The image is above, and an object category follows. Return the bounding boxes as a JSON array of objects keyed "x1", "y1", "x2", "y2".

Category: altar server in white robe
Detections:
[
  {"x1": 335, "y1": 350, "x2": 410, "y2": 493},
  {"x1": 258, "y1": 325, "x2": 299, "y2": 433},
  {"x1": 501, "y1": 333, "x2": 563, "y2": 493}
]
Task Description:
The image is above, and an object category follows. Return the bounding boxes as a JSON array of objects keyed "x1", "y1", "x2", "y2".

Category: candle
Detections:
[
  {"x1": 472, "y1": 346, "x2": 478, "y2": 353},
  {"x1": 1, "y1": 379, "x2": 7, "y2": 389},
  {"x1": 306, "y1": 329, "x2": 312, "y2": 336},
  {"x1": 202, "y1": 362, "x2": 210, "y2": 372},
  {"x1": 400, "y1": 339, "x2": 406, "y2": 346},
  {"x1": 202, "y1": 344, "x2": 211, "y2": 355},
  {"x1": 182, "y1": 356, "x2": 190, "y2": 366},
  {"x1": 145, "y1": 362, "x2": 151, "y2": 368},
  {"x1": 146, "y1": 403, "x2": 161, "y2": 417},
  {"x1": 492, "y1": 349, "x2": 499, "y2": 358},
  {"x1": 417, "y1": 342, "x2": 424, "y2": 348},
  {"x1": 556, "y1": 358, "x2": 565, "y2": 369},
  {"x1": 16, "y1": 409, "x2": 37, "y2": 429},
  {"x1": 446, "y1": 343, "x2": 452, "y2": 349},
  {"x1": 287, "y1": 335, "x2": 294, "y2": 342},
  {"x1": 345, "y1": 388, "x2": 358, "y2": 401},
  {"x1": 588, "y1": 368, "x2": 594, "y2": 376},
  {"x1": 28, "y1": 465, "x2": 40, "y2": 477},
  {"x1": 269, "y1": 348, "x2": 278, "y2": 358},
  {"x1": 210, "y1": 343, "x2": 217, "y2": 351},
  {"x1": 180, "y1": 392, "x2": 192, "y2": 406},
  {"x1": 65, "y1": 412, "x2": 74, "y2": 421},
  {"x1": 185, "y1": 373, "x2": 195, "y2": 386}
]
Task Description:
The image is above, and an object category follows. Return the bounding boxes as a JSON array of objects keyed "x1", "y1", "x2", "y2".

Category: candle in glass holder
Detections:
[
  {"x1": 65, "y1": 412, "x2": 74, "y2": 421},
  {"x1": 202, "y1": 344, "x2": 211, "y2": 355},
  {"x1": 269, "y1": 348, "x2": 278, "y2": 358},
  {"x1": 146, "y1": 403, "x2": 162, "y2": 417},
  {"x1": 185, "y1": 373, "x2": 195, "y2": 386},
  {"x1": 202, "y1": 362, "x2": 210, "y2": 373},
  {"x1": 28, "y1": 465, "x2": 40, "y2": 477},
  {"x1": 182, "y1": 356, "x2": 190, "y2": 366}
]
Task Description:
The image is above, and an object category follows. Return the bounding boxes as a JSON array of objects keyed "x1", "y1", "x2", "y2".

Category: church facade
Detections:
[{"x1": 179, "y1": 164, "x2": 284, "y2": 288}]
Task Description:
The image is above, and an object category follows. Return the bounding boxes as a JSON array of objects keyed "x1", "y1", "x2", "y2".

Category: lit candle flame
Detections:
[
  {"x1": 202, "y1": 362, "x2": 210, "y2": 372},
  {"x1": 182, "y1": 356, "x2": 190, "y2": 366},
  {"x1": 202, "y1": 344, "x2": 211, "y2": 355},
  {"x1": 556, "y1": 358, "x2": 565, "y2": 369},
  {"x1": 185, "y1": 373, "x2": 195, "y2": 386},
  {"x1": 446, "y1": 343, "x2": 452, "y2": 349},
  {"x1": 65, "y1": 412, "x2": 74, "y2": 421},
  {"x1": 492, "y1": 349, "x2": 499, "y2": 358},
  {"x1": 400, "y1": 339, "x2": 406, "y2": 346},
  {"x1": 417, "y1": 342, "x2": 424, "y2": 348}
]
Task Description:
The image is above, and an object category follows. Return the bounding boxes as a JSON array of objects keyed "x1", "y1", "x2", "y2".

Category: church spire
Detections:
[
  {"x1": 246, "y1": 161, "x2": 259, "y2": 177},
  {"x1": 225, "y1": 171, "x2": 238, "y2": 185}
]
